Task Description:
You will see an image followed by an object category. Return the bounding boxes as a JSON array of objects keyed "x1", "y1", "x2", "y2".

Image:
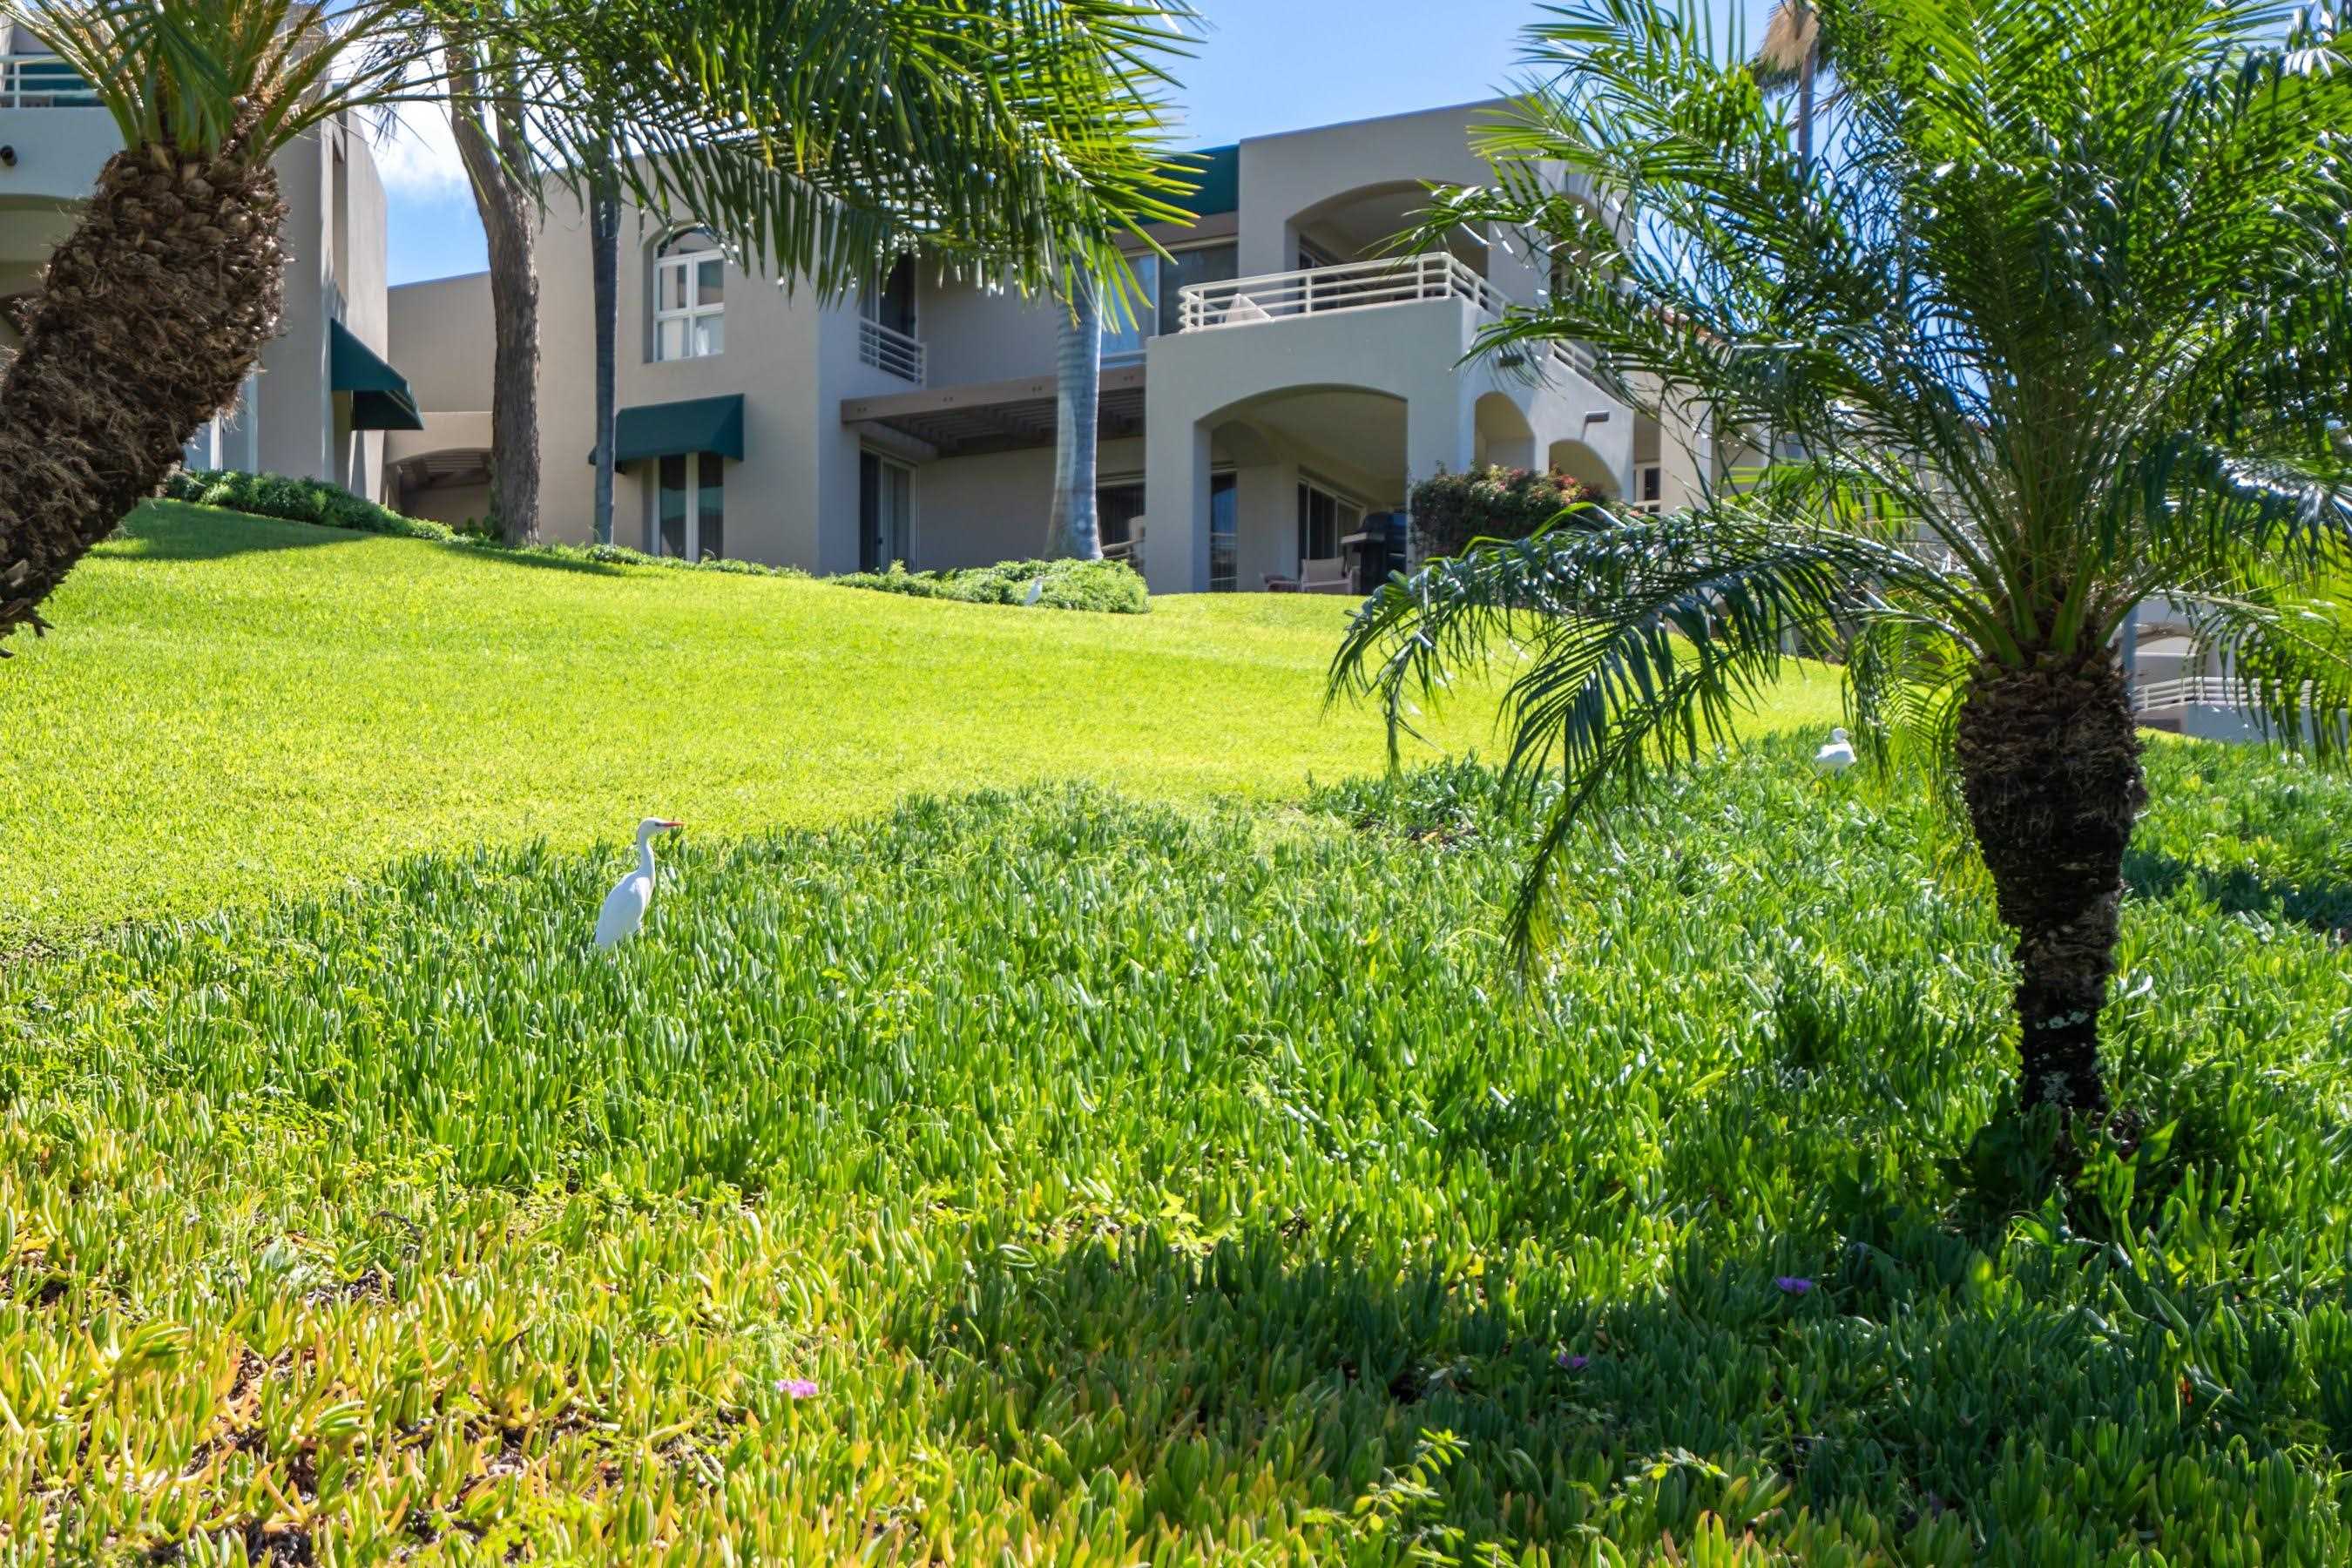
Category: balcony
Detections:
[
  {"x1": 1176, "y1": 251, "x2": 1602, "y2": 385},
  {"x1": 0, "y1": 55, "x2": 96, "y2": 109},
  {"x1": 858, "y1": 317, "x2": 924, "y2": 384}
]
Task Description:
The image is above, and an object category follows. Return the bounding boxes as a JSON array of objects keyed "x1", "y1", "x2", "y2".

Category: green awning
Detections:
[
  {"x1": 328, "y1": 319, "x2": 424, "y2": 431},
  {"x1": 598, "y1": 395, "x2": 746, "y2": 466}
]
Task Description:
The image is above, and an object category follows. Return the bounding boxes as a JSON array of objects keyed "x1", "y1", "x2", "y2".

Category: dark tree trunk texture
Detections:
[
  {"x1": 448, "y1": 44, "x2": 540, "y2": 548},
  {"x1": 1954, "y1": 654, "x2": 2146, "y2": 1118},
  {"x1": 590, "y1": 153, "x2": 619, "y2": 548},
  {"x1": 0, "y1": 135, "x2": 284, "y2": 652}
]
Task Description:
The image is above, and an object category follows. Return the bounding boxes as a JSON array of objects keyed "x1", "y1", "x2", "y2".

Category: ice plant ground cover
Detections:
[{"x1": 3, "y1": 740, "x2": 2349, "y2": 1561}]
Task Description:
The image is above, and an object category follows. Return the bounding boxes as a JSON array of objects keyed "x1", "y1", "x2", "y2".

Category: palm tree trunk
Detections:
[
  {"x1": 1045, "y1": 280, "x2": 1103, "y2": 560},
  {"x1": 448, "y1": 40, "x2": 541, "y2": 548},
  {"x1": 589, "y1": 149, "x2": 620, "y2": 548},
  {"x1": 1796, "y1": 44, "x2": 1817, "y2": 173},
  {"x1": 1953, "y1": 656, "x2": 2146, "y2": 1117},
  {"x1": 0, "y1": 136, "x2": 284, "y2": 652}
]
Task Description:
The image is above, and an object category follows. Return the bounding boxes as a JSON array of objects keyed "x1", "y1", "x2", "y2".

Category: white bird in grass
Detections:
[
  {"x1": 595, "y1": 818, "x2": 684, "y2": 950},
  {"x1": 1814, "y1": 727, "x2": 1857, "y2": 775},
  {"x1": 1023, "y1": 576, "x2": 1046, "y2": 607}
]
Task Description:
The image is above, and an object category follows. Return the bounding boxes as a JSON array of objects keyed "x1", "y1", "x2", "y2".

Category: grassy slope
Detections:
[
  {"x1": 5, "y1": 744, "x2": 2350, "y2": 1561},
  {"x1": 2, "y1": 503, "x2": 1842, "y2": 938}
]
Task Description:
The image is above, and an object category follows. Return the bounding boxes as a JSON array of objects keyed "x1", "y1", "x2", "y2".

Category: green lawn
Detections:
[{"x1": 1, "y1": 502, "x2": 1840, "y2": 940}]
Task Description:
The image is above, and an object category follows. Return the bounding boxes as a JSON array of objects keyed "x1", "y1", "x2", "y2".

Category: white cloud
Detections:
[{"x1": 373, "y1": 98, "x2": 468, "y2": 199}]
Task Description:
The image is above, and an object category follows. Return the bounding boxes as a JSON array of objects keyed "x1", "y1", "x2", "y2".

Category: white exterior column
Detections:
[{"x1": 1145, "y1": 413, "x2": 1213, "y2": 595}]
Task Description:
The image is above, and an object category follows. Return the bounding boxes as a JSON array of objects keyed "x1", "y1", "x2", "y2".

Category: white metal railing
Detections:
[
  {"x1": 858, "y1": 317, "x2": 924, "y2": 383},
  {"x1": 1178, "y1": 252, "x2": 1513, "y2": 333},
  {"x1": 0, "y1": 55, "x2": 98, "y2": 109},
  {"x1": 2132, "y1": 675, "x2": 2243, "y2": 713}
]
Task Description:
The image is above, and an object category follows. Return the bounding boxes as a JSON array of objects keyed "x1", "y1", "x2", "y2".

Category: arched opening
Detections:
[
  {"x1": 1288, "y1": 180, "x2": 1486, "y2": 276},
  {"x1": 1547, "y1": 436, "x2": 1619, "y2": 500},
  {"x1": 1474, "y1": 392, "x2": 1536, "y2": 471},
  {"x1": 1193, "y1": 383, "x2": 1410, "y2": 593}
]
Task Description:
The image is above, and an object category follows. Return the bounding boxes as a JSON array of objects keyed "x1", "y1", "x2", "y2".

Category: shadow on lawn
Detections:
[
  {"x1": 2124, "y1": 844, "x2": 2352, "y2": 938},
  {"x1": 895, "y1": 1209, "x2": 2315, "y2": 1558}
]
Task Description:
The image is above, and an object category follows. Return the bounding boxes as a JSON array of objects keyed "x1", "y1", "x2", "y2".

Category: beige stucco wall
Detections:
[{"x1": 388, "y1": 273, "x2": 494, "y2": 416}]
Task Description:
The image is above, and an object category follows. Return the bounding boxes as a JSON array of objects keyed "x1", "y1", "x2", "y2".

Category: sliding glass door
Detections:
[{"x1": 650, "y1": 452, "x2": 725, "y2": 561}]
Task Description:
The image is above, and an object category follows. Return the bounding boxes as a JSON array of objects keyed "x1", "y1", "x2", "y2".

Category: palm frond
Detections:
[{"x1": 1332, "y1": 509, "x2": 1956, "y2": 958}]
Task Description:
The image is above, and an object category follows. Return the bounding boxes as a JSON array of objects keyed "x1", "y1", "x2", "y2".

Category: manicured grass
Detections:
[
  {"x1": 0, "y1": 502, "x2": 1842, "y2": 940},
  {"x1": 4, "y1": 741, "x2": 2349, "y2": 1561}
]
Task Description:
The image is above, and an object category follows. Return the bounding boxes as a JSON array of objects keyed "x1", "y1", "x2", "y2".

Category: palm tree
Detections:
[
  {"x1": 1045, "y1": 276, "x2": 1105, "y2": 560},
  {"x1": 0, "y1": 0, "x2": 1196, "y2": 649},
  {"x1": 1337, "y1": 0, "x2": 2352, "y2": 1122},
  {"x1": 0, "y1": 0, "x2": 436, "y2": 656},
  {"x1": 1752, "y1": 0, "x2": 1830, "y2": 172}
]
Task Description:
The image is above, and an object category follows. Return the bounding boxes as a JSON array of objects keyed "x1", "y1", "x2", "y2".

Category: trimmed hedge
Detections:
[
  {"x1": 1409, "y1": 464, "x2": 1601, "y2": 560},
  {"x1": 835, "y1": 557, "x2": 1150, "y2": 614},
  {"x1": 161, "y1": 469, "x2": 807, "y2": 579},
  {"x1": 166, "y1": 468, "x2": 456, "y2": 541}
]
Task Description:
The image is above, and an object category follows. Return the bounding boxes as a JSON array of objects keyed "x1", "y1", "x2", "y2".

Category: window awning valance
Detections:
[{"x1": 328, "y1": 319, "x2": 424, "y2": 431}]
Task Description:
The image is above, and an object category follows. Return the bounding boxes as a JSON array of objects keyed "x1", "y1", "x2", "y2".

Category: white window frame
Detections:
[
  {"x1": 648, "y1": 451, "x2": 726, "y2": 561},
  {"x1": 653, "y1": 232, "x2": 726, "y2": 362}
]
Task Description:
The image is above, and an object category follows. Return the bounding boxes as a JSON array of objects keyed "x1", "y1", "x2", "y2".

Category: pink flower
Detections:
[{"x1": 774, "y1": 1377, "x2": 820, "y2": 1400}]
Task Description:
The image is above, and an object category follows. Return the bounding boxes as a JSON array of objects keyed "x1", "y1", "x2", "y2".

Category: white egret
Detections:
[
  {"x1": 1023, "y1": 576, "x2": 1046, "y2": 607},
  {"x1": 1814, "y1": 727, "x2": 1857, "y2": 774},
  {"x1": 595, "y1": 818, "x2": 684, "y2": 950}
]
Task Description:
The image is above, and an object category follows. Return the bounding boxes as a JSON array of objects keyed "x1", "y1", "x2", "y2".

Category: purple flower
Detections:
[
  {"x1": 1557, "y1": 1351, "x2": 1590, "y2": 1371},
  {"x1": 1774, "y1": 1276, "x2": 1815, "y2": 1296},
  {"x1": 774, "y1": 1377, "x2": 820, "y2": 1400}
]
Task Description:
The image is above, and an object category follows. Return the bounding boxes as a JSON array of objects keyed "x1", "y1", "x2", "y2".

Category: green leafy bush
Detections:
[
  {"x1": 1409, "y1": 464, "x2": 1601, "y2": 560},
  {"x1": 835, "y1": 556, "x2": 1149, "y2": 613},
  {"x1": 166, "y1": 467, "x2": 456, "y2": 541},
  {"x1": 163, "y1": 469, "x2": 809, "y2": 580},
  {"x1": 5, "y1": 743, "x2": 2352, "y2": 1558}
]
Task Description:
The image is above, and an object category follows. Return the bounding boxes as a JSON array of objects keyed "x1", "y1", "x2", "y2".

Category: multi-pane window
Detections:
[
  {"x1": 654, "y1": 229, "x2": 725, "y2": 361},
  {"x1": 1296, "y1": 479, "x2": 1361, "y2": 564},
  {"x1": 1156, "y1": 242, "x2": 1240, "y2": 336},
  {"x1": 1209, "y1": 471, "x2": 1238, "y2": 591},
  {"x1": 860, "y1": 451, "x2": 914, "y2": 571},
  {"x1": 652, "y1": 452, "x2": 725, "y2": 560}
]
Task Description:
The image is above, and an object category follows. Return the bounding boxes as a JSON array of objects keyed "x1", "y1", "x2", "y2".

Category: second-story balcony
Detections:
[
  {"x1": 1176, "y1": 251, "x2": 1604, "y2": 386},
  {"x1": 857, "y1": 316, "x2": 925, "y2": 384}
]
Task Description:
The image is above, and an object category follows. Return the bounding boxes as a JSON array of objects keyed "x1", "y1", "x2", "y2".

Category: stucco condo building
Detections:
[
  {"x1": 389, "y1": 101, "x2": 1715, "y2": 593},
  {"x1": 0, "y1": 25, "x2": 419, "y2": 497}
]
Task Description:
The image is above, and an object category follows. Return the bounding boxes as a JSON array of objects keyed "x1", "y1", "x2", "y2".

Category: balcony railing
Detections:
[
  {"x1": 858, "y1": 317, "x2": 924, "y2": 383},
  {"x1": 1177, "y1": 253, "x2": 1608, "y2": 388},
  {"x1": 0, "y1": 55, "x2": 98, "y2": 109},
  {"x1": 1177, "y1": 252, "x2": 1513, "y2": 333}
]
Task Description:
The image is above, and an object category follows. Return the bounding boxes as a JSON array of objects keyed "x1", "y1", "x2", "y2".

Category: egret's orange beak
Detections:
[{"x1": 660, "y1": 820, "x2": 686, "y2": 831}]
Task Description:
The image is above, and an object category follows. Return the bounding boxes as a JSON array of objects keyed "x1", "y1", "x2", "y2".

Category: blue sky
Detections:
[{"x1": 382, "y1": 1, "x2": 1767, "y2": 286}]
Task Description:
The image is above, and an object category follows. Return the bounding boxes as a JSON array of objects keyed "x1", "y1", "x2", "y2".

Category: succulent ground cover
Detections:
[{"x1": 3, "y1": 740, "x2": 2347, "y2": 1562}]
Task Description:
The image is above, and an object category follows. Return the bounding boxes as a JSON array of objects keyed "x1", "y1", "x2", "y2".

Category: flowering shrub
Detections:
[{"x1": 1408, "y1": 464, "x2": 1602, "y2": 561}]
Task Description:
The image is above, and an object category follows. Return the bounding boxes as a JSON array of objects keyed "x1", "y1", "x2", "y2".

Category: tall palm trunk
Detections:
[
  {"x1": 1796, "y1": 43, "x2": 1817, "y2": 173},
  {"x1": 1045, "y1": 280, "x2": 1103, "y2": 560},
  {"x1": 1953, "y1": 656, "x2": 2146, "y2": 1117},
  {"x1": 448, "y1": 39, "x2": 541, "y2": 548},
  {"x1": 0, "y1": 134, "x2": 284, "y2": 652},
  {"x1": 589, "y1": 148, "x2": 620, "y2": 548}
]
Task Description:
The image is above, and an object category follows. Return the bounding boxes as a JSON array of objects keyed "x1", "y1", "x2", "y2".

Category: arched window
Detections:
[{"x1": 653, "y1": 228, "x2": 725, "y2": 361}]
